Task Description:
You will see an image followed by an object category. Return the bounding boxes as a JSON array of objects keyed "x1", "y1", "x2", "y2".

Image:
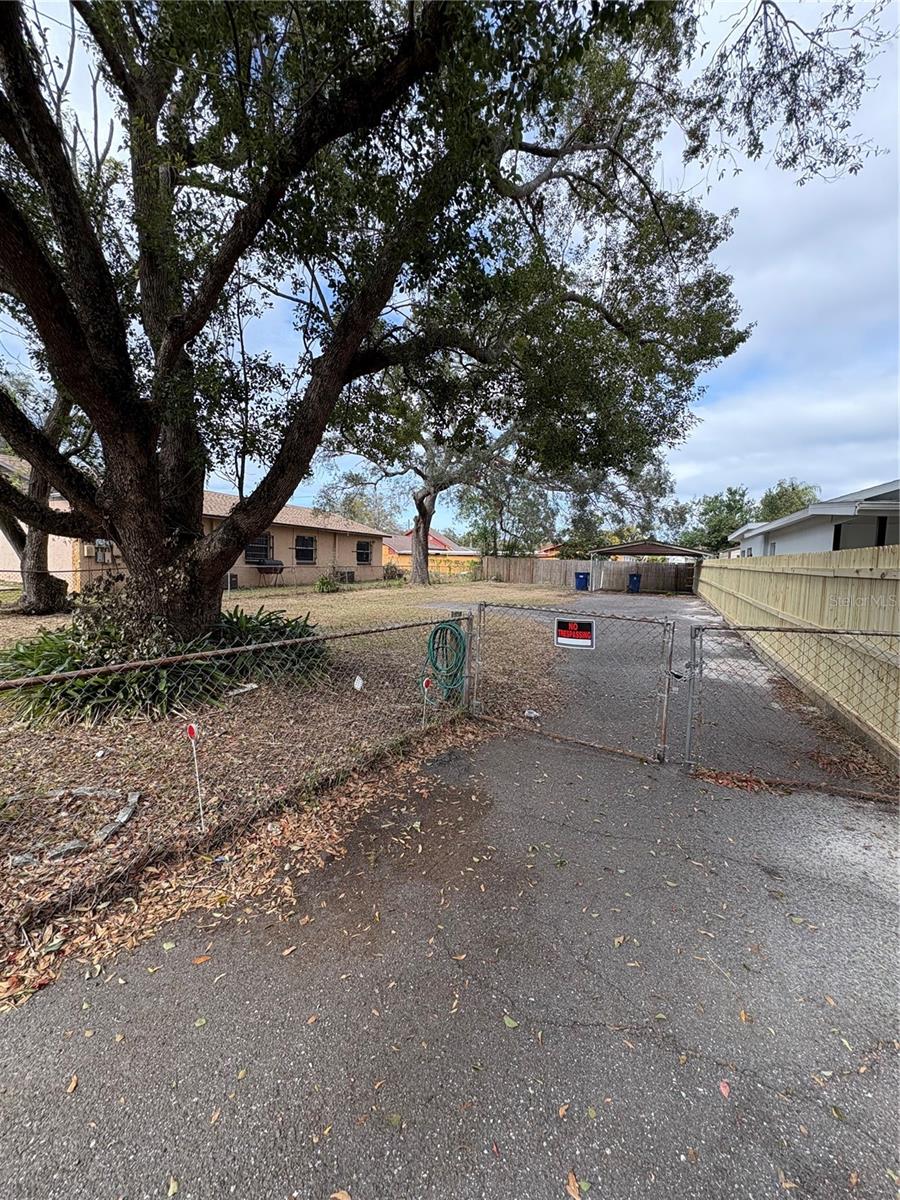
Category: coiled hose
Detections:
[{"x1": 423, "y1": 619, "x2": 467, "y2": 704}]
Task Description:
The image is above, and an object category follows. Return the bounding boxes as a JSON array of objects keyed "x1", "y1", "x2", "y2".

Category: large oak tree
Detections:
[{"x1": 0, "y1": 0, "x2": 887, "y2": 631}]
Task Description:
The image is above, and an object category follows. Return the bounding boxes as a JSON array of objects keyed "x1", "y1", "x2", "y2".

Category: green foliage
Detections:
[
  {"x1": 316, "y1": 476, "x2": 404, "y2": 534},
  {"x1": 456, "y1": 477, "x2": 559, "y2": 557},
  {"x1": 314, "y1": 574, "x2": 341, "y2": 594},
  {"x1": 0, "y1": 623, "x2": 229, "y2": 725},
  {"x1": 0, "y1": 598, "x2": 324, "y2": 725},
  {"x1": 383, "y1": 561, "x2": 406, "y2": 582},
  {"x1": 680, "y1": 487, "x2": 759, "y2": 553},
  {"x1": 758, "y1": 478, "x2": 820, "y2": 523}
]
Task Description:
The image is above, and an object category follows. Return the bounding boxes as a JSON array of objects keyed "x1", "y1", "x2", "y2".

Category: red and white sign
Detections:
[
  {"x1": 422, "y1": 677, "x2": 432, "y2": 693},
  {"x1": 554, "y1": 618, "x2": 595, "y2": 650},
  {"x1": 186, "y1": 723, "x2": 198, "y2": 740}
]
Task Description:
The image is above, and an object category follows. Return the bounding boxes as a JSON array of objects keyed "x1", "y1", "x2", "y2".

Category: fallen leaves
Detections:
[
  {"x1": 719, "y1": 1080, "x2": 731, "y2": 1100},
  {"x1": 739, "y1": 1009, "x2": 752, "y2": 1024},
  {"x1": 558, "y1": 1103, "x2": 570, "y2": 1119},
  {"x1": 282, "y1": 945, "x2": 297, "y2": 957},
  {"x1": 502, "y1": 1015, "x2": 519, "y2": 1029},
  {"x1": 194, "y1": 1017, "x2": 207, "y2": 1028},
  {"x1": 210, "y1": 1107, "x2": 221, "y2": 1125},
  {"x1": 307, "y1": 1014, "x2": 319, "y2": 1025},
  {"x1": 565, "y1": 1169, "x2": 590, "y2": 1197},
  {"x1": 166, "y1": 1176, "x2": 179, "y2": 1196},
  {"x1": 66, "y1": 1073, "x2": 78, "y2": 1094},
  {"x1": 2, "y1": 722, "x2": 483, "y2": 1014},
  {"x1": 777, "y1": 1168, "x2": 798, "y2": 1190},
  {"x1": 329, "y1": 1192, "x2": 352, "y2": 1200},
  {"x1": 613, "y1": 935, "x2": 627, "y2": 948}
]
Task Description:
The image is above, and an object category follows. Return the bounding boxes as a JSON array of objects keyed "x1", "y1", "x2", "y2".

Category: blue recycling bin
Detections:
[
  {"x1": 574, "y1": 571, "x2": 590, "y2": 592},
  {"x1": 627, "y1": 572, "x2": 641, "y2": 593}
]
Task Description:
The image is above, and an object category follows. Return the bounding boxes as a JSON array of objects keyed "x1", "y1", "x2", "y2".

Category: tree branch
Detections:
[
  {"x1": 0, "y1": 382, "x2": 104, "y2": 520},
  {"x1": 344, "y1": 329, "x2": 499, "y2": 382},
  {"x1": 70, "y1": 0, "x2": 139, "y2": 104},
  {"x1": 0, "y1": 185, "x2": 116, "y2": 424},
  {"x1": 199, "y1": 134, "x2": 473, "y2": 580},
  {"x1": 156, "y1": 0, "x2": 455, "y2": 375},
  {"x1": 0, "y1": 473, "x2": 101, "y2": 539},
  {"x1": 0, "y1": 504, "x2": 25, "y2": 558},
  {"x1": 0, "y1": 1, "x2": 134, "y2": 400}
]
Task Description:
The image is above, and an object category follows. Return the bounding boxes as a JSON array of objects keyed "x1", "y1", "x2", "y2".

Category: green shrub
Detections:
[
  {"x1": 382, "y1": 561, "x2": 406, "y2": 582},
  {"x1": 0, "y1": 623, "x2": 229, "y2": 725},
  {"x1": 214, "y1": 606, "x2": 326, "y2": 680},
  {"x1": 315, "y1": 574, "x2": 341, "y2": 593},
  {"x1": 0, "y1": 597, "x2": 327, "y2": 725}
]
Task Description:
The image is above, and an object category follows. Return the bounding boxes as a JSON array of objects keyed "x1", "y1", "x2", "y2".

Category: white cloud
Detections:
[{"x1": 665, "y1": 9, "x2": 898, "y2": 502}]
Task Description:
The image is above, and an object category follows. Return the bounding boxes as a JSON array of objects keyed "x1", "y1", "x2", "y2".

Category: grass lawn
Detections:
[{"x1": 0, "y1": 579, "x2": 574, "y2": 650}]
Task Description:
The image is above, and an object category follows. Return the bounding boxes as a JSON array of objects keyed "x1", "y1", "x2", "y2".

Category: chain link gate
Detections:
[
  {"x1": 684, "y1": 624, "x2": 899, "y2": 798},
  {"x1": 470, "y1": 601, "x2": 676, "y2": 762}
]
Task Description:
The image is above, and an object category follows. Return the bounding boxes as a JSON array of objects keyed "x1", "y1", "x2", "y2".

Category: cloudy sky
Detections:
[{"x1": 664, "y1": 7, "x2": 898, "y2": 505}]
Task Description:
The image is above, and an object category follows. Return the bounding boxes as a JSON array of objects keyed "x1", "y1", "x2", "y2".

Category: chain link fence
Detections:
[
  {"x1": 685, "y1": 625, "x2": 899, "y2": 797},
  {"x1": 472, "y1": 601, "x2": 675, "y2": 761},
  {"x1": 0, "y1": 616, "x2": 472, "y2": 941}
]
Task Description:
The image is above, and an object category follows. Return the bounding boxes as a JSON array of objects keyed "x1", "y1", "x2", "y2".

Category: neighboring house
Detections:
[
  {"x1": 536, "y1": 542, "x2": 562, "y2": 558},
  {"x1": 200, "y1": 492, "x2": 387, "y2": 587},
  {"x1": 0, "y1": 483, "x2": 388, "y2": 589},
  {"x1": 729, "y1": 480, "x2": 900, "y2": 557},
  {"x1": 0, "y1": 453, "x2": 78, "y2": 583},
  {"x1": 384, "y1": 529, "x2": 479, "y2": 574}
]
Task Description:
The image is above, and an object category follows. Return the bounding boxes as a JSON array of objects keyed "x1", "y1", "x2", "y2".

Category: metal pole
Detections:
[
  {"x1": 684, "y1": 625, "x2": 703, "y2": 768},
  {"x1": 471, "y1": 601, "x2": 486, "y2": 715},
  {"x1": 656, "y1": 619, "x2": 676, "y2": 762},
  {"x1": 461, "y1": 610, "x2": 475, "y2": 713}
]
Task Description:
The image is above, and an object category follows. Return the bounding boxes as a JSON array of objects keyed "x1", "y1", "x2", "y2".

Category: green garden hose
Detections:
[{"x1": 423, "y1": 619, "x2": 467, "y2": 704}]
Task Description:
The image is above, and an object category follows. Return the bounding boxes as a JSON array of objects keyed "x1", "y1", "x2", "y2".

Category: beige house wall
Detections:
[
  {"x1": 206, "y1": 519, "x2": 384, "y2": 588},
  {"x1": 3, "y1": 518, "x2": 384, "y2": 592}
]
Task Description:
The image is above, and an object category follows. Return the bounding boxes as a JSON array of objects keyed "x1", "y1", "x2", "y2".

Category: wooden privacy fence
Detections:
[
  {"x1": 480, "y1": 556, "x2": 695, "y2": 592},
  {"x1": 697, "y1": 545, "x2": 900, "y2": 755}
]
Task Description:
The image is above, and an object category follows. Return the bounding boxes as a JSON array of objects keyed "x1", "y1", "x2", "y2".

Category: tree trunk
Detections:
[
  {"x1": 116, "y1": 551, "x2": 226, "y2": 643},
  {"x1": 410, "y1": 491, "x2": 436, "y2": 585},
  {"x1": 18, "y1": 527, "x2": 68, "y2": 613}
]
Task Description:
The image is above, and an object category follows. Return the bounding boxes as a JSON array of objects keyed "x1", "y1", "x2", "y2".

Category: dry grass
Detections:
[{"x1": 0, "y1": 579, "x2": 571, "y2": 650}]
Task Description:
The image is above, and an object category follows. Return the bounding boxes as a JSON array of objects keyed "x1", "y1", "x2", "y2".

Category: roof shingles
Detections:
[{"x1": 202, "y1": 491, "x2": 388, "y2": 537}]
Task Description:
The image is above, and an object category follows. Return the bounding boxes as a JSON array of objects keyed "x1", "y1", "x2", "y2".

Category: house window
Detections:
[
  {"x1": 832, "y1": 524, "x2": 842, "y2": 551},
  {"x1": 767, "y1": 542, "x2": 776, "y2": 556},
  {"x1": 876, "y1": 515, "x2": 888, "y2": 547},
  {"x1": 244, "y1": 533, "x2": 272, "y2": 564},
  {"x1": 295, "y1": 535, "x2": 317, "y2": 564},
  {"x1": 356, "y1": 540, "x2": 372, "y2": 565},
  {"x1": 746, "y1": 547, "x2": 753, "y2": 557}
]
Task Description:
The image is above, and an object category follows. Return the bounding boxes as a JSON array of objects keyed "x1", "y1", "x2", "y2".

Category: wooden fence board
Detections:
[
  {"x1": 698, "y1": 546, "x2": 900, "y2": 753},
  {"x1": 478, "y1": 556, "x2": 694, "y2": 592}
]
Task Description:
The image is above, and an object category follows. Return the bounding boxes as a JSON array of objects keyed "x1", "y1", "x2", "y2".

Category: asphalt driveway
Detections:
[{"x1": 1, "y1": 727, "x2": 897, "y2": 1199}]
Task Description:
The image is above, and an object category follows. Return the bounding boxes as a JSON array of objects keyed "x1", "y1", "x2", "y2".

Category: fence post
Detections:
[
  {"x1": 469, "y1": 601, "x2": 486, "y2": 715},
  {"x1": 655, "y1": 619, "x2": 676, "y2": 762},
  {"x1": 684, "y1": 625, "x2": 703, "y2": 768}
]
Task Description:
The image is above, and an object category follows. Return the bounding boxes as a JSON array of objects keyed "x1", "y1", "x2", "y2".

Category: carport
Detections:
[{"x1": 588, "y1": 539, "x2": 706, "y2": 593}]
